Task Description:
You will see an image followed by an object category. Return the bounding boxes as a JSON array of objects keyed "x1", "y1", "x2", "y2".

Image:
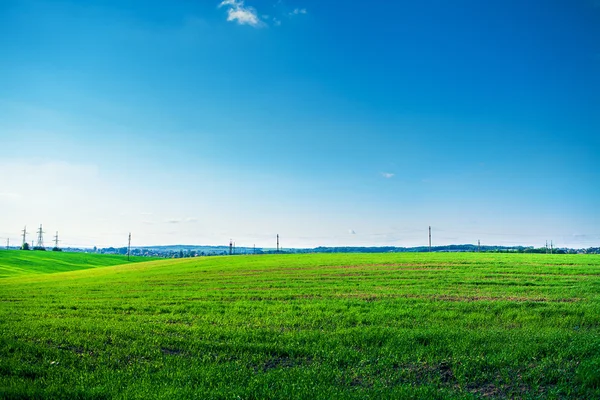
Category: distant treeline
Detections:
[
  {"x1": 73, "y1": 244, "x2": 600, "y2": 257},
  {"x1": 306, "y1": 245, "x2": 598, "y2": 254}
]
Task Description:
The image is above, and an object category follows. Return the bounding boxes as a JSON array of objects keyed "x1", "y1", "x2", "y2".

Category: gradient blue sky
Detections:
[{"x1": 1, "y1": 0, "x2": 599, "y2": 249}]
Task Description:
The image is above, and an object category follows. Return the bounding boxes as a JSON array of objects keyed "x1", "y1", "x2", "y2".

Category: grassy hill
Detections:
[
  {"x1": 1, "y1": 253, "x2": 599, "y2": 399},
  {"x1": 0, "y1": 250, "x2": 154, "y2": 278}
]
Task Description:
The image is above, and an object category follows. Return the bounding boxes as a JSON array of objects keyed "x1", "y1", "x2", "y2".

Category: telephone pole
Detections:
[
  {"x1": 127, "y1": 233, "x2": 131, "y2": 261},
  {"x1": 36, "y1": 224, "x2": 45, "y2": 249},
  {"x1": 277, "y1": 234, "x2": 279, "y2": 253},
  {"x1": 21, "y1": 226, "x2": 27, "y2": 247},
  {"x1": 428, "y1": 226, "x2": 432, "y2": 252}
]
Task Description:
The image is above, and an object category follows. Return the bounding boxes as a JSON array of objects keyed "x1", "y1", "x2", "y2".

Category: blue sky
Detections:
[{"x1": 1, "y1": 0, "x2": 599, "y2": 248}]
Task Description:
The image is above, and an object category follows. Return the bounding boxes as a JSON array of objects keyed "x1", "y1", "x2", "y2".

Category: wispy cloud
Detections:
[
  {"x1": 219, "y1": 0, "x2": 263, "y2": 27},
  {"x1": 166, "y1": 217, "x2": 198, "y2": 224},
  {"x1": 381, "y1": 172, "x2": 395, "y2": 179},
  {"x1": 290, "y1": 8, "x2": 307, "y2": 15}
]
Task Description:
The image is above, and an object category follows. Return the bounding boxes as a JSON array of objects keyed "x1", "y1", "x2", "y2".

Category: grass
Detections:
[
  {"x1": 1, "y1": 251, "x2": 599, "y2": 399},
  {"x1": 0, "y1": 250, "x2": 153, "y2": 278}
]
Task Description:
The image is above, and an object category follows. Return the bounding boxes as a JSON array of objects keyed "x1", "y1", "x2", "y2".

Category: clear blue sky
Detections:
[{"x1": 1, "y1": 0, "x2": 599, "y2": 249}]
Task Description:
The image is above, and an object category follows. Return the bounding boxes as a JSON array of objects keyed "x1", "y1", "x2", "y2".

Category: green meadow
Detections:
[
  {"x1": 1, "y1": 251, "x2": 599, "y2": 399},
  {"x1": 0, "y1": 251, "x2": 151, "y2": 278}
]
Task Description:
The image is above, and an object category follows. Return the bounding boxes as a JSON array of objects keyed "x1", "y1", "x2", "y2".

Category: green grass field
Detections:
[
  {"x1": 0, "y1": 251, "x2": 152, "y2": 278},
  {"x1": 1, "y1": 251, "x2": 599, "y2": 399}
]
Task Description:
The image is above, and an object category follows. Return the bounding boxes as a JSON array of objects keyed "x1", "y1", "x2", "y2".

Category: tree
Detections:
[{"x1": 21, "y1": 243, "x2": 30, "y2": 251}]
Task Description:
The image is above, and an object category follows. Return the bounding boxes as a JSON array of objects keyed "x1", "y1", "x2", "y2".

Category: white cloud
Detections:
[
  {"x1": 381, "y1": 172, "x2": 395, "y2": 179},
  {"x1": 219, "y1": 0, "x2": 263, "y2": 27},
  {"x1": 290, "y1": 8, "x2": 307, "y2": 15},
  {"x1": 165, "y1": 217, "x2": 198, "y2": 224}
]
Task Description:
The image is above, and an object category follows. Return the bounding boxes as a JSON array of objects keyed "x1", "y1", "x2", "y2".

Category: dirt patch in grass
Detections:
[
  {"x1": 413, "y1": 361, "x2": 457, "y2": 385},
  {"x1": 161, "y1": 347, "x2": 184, "y2": 356}
]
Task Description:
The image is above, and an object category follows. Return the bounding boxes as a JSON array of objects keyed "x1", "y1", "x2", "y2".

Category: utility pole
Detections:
[
  {"x1": 428, "y1": 226, "x2": 432, "y2": 252},
  {"x1": 233, "y1": 241, "x2": 236, "y2": 255},
  {"x1": 229, "y1": 239, "x2": 233, "y2": 255},
  {"x1": 546, "y1": 240, "x2": 548, "y2": 254},
  {"x1": 6, "y1": 238, "x2": 9, "y2": 250},
  {"x1": 21, "y1": 226, "x2": 27, "y2": 247},
  {"x1": 550, "y1": 240, "x2": 553, "y2": 255},
  {"x1": 36, "y1": 224, "x2": 45, "y2": 249},
  {"x1": 478, "y1": 239, "x2": 480, "y2": 253},
  {"x1": 127, "y1": 233, "x2": 131, "y2": 261},
  {"x1": 53, "y1": 232, "x2": 59, "y2": 250},
  {"x1": 277, "y1": 234, "x2": 279, "y2": 253},
  {"x1": 253, "y1": 244, "x2": 256, "y2": 255}
]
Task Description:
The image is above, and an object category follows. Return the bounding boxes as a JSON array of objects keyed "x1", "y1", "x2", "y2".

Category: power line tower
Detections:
[
  {"x1": 21, "y1": 226, "x2": 27, "y2": 247},
  {"x1": 428, "y1": 226, "x2": 432, "y2": 252},
  {"x1": 277, "y1": 234, "x2": 279, "y2": 253},
  {"x1": 546, "y1": 240, "x2": 548, "y2": 254},
  {"x1": 6, "y1": 238, "x2": 9, "y2": 250},
  {"x1": 127, "y1": 233, "x2": 131, "y2": 261},
  {"x1": 53, "y1": 231, "x2": 60, "y2": 251},
  {"x1": 478, "y1": 239, "x2": 481, "y2": 253},
  {"x1": 36, "y1": 224, "x2": 45, "y2": 249},
  {"x1": 229, "y1": 239, "x2": 233, "y2": 255},
  {"x1": 550, "y1": 240, "x2": 553, "y2": 255}
]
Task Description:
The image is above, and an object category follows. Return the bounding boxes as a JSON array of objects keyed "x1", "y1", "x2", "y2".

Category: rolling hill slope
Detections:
[{"x1": 0, "y1": 250, "x2": 154, "y2": 278}]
